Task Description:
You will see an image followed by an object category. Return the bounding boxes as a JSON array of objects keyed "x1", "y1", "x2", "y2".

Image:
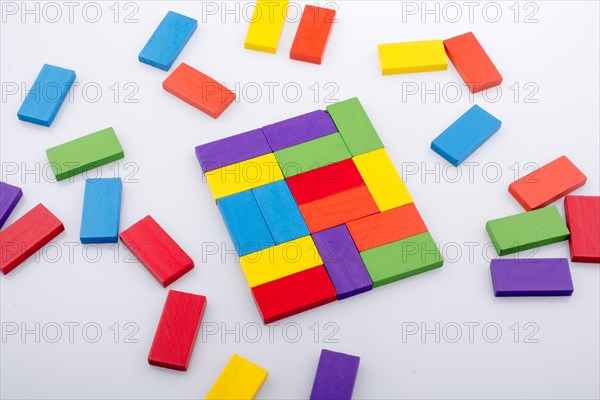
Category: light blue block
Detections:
[
  {"x1": 431, "y1": 104, "x2": 502, "y2": 166},
  {"x1": 217, "y1": 190, "x2": 275, "y2": 256},
  {"x1": 138, "y1": 11, "x2": 197, "y2": 71},
  {"x1": 80, "y1": 178, "x2": 122, "y2": 244},
  {"x1": 17, "y1": 64, "x2": 76, "y2": 127}
]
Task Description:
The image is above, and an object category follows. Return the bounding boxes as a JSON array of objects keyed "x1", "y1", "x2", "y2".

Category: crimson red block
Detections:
[{"x1": 564, "y1": 195, "x2": 600, "y2": 263}]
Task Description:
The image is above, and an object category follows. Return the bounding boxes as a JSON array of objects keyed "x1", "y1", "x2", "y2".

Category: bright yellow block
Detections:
[
  {"x1": 240, "y1": 235, "x2": 322, "y2": 287},
  {"x1": 378, "y1": 40, "x2": 447, "y2": 75},
  {"x1": 205, "y1": 153, "x2": 283, "y2": 200},
  {"x1": 205, "y1": 354, "x2": 268, "y2": 400},
  {"x1": 353, "y1": 148, "x2": 412, "y2": 211},
  {"x1": 244, "y1": 0, "x2": 289, "y2": 53}
]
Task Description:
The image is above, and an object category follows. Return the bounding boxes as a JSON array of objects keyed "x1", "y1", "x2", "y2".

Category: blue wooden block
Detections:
[
  {"x1": 80, "y1": 178, "x2": 122, "y2": 244},
  {"x1": 17, "y1": 64, "x2": 76, "y2": 127},
  {"x1": 217, "y1": 190, "x2": 275, "y2": 256},
  {"x1": 431, "y1": 104, "x2": 501, "y2": 166},
  {"x1": 252, "y1": 181, "x2": 310, "y2": 244},
  {"x1": 138, "y1": 11, "x2": 198, "y2": 71}
]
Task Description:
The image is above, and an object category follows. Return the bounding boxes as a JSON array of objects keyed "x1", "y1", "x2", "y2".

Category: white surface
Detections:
[{"x1": 1, "y1": 1, "x2": 599, "y2": 399}]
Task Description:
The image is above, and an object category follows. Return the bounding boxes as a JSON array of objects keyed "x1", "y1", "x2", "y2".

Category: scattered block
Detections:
[
  {"x1": 431, "y1": 104, "x2": 501, "y2": 166},
  {"x1": 490, "y1": 258, "x2": 574, "y2": 297},
  {"x1": 148, "y1": 290, "x2": 206, "y2": 371},
  {"x1": 326, "y1": 98, "x2": 383, "y2": 156},
  {"x1": 290, "y1": 5, "x2": 336, "y2": 64},
  {"x1": 0, "y1": 204, "x2": 64, "y2": 275},
  {"x1": 564, "y1": 195, "x2": 600, "y2": 263},
  {"x1": 45, "y1": 127, "x2": 124, "y2": 181},
  {"x1": 139, "y1": 11, "x2": 197, "y2": 71},
  {"x1": 163, "y1": 63, "x2": 236, "y2": 118},
  {"x1": 119, "y1": 215, "x2": 194, "y2": 287},
  {"x1": 485, "y1": 206, "x2": 570, "y2": 256},
  {"x1": 310, "y1": 349, "x2": 360, "y2": 400},
  {"x1": 80, "y1": 178, "x2": 122, "y2": 244},
  {"x1": 262, "y1": 110, "x2": 338, "y2": 151},
  {"x1": 17, "y1": 64, "x2": 76, "y2": 127},
  {"x1": 508, "y1": 155, "x2": 587, "y2": 211},
  {"x1": 244, "y1": 0, "x2": 289, "y2": 53},
  {"x1": 0, "y1": 182, "x2": 23, "y2": 229},
  {"x1": 378, "y1": 40, "x2": 447, "y2": 75},
  {"x1": 205, "y1": 354, "x2": 268, "y2": 400}
]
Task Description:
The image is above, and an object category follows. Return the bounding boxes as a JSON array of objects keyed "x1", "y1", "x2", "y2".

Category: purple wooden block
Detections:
[
  {"x1": 262, "y1": 110, "x2": 338, "y2": 151},
  {"x1": 0, "y1": 182, "x2": 23, "y2": 229},
  {"x1": 194, "y1": 128, "x2": 272, "y2": 173},
  {"x1": 312, "y1": 225, "x2": 372, "y2": 299},
  {"x1": 310, "y1": 349, "x2": 360, "y2": 400},
  {"x1": 490, "y1": 258, "x2": 574, "y2": 297}
]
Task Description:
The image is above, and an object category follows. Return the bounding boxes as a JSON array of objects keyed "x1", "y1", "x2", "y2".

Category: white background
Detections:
[{"x1": 1, "y1": 1, "x2": 599, "y2": 399}]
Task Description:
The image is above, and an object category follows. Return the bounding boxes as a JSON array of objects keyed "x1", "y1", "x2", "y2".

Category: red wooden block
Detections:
[
  {"x1": 251, "y1": 266, "x2": 337, "y2": 324},
  {"x1": 119, "y1": 215, "x2": 194, "y2": 287},
  {"x1": 0, "y1": 204, "x2": 64, "y2": 275},
  {"x1": 290, "y1": 5, "x2": 336, "y2": 64},
  {"x1": 163, "y1": 63, "x2": 236, "y2": 119},
  {"x1": 148, "y1": 290, "x2": 206, "y2": 371},
  {"x1": 443, "y1": 32, "x2": 502, "y2": 93},
  {"x1": 286, "y1": 159, "x2": 365, "y2": 205},
  {"x1": 564, "y1": 195, "x2": 600, "y2": 263},
  {"x1": 508, "y1": 156, "x2": 587, "y2": 211}
]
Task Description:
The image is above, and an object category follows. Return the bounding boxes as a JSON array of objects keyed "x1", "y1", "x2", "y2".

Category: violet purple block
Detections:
[
  {"x1": 194, "y1": 128, "x2": 272, "y2": 173},
  {"x1": 490, "y1": 258, "x2": 574, "y2": 297},
  {"x1": 312, "y1": 225, "x2": 372, "y2": 299},
  {"x1": 310, "y1": 349, "x2": 360, "y2": 400},
  {"x1": 262, "y1": 110, "x2": 338, "y2": 151},
  {"x1": 0, "y1": 182, "x2": 23, "y2": 229}
]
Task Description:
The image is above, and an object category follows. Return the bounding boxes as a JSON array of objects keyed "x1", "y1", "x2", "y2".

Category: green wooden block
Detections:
[
  {"x1": 274, "y1": 133, "x2": 351, "y2": 177},
  {"x1": 485, "y1": 206, "x2": 570, "y2": 256},
  {"x1": 46, "y1": 127, "x2": 124, "y2": 181},
  {"x1": 360, "y1": 232, "x2": 443, "y2": 287},
  {"x1": 326, "y1": 97, "x2": 384, "y2": 156}
]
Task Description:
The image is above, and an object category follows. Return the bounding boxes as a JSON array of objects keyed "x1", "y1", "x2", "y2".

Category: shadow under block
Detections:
[
  {"x1": 360, "y1": 232, "x2": 443, "y2": 287},
  {"x1": 252, "y1": 181, "x2": 309, "y2": 244},
  {"x1": 139, "y1": 11, "x2": 197, "y2": 71},
  {"x1": 262, "y1": 110, "x2": 338, "y2": 151},
  {"x1": 508, "y1": 155, "x2": 587, "y2": 211},
  {"x1": 326, "y1": 98, "x2": 383, "y2": 156},
  {"x1": 0, "y1": 182, "x2": 23, "y2": 229},
  {"x1": 163, "y1": 63, "x2": 236, "y2": 119},
  {"x1": 485, "y1": 206, "x2": 570, "y2": 256},
  {"x1": 45, "y1": 127, "x2": 124, "y2": 181},
  {"x1": 205, "y1": 354, "x2": 268, "y2": 400},
  {"x1": 217, "y1": 190, "x2": 275, "y2": 256},
  {"x1": 240, "y1": 235, "x2": 322, "y2": 287},
  {"x1": 443, "y1": 32, "x2": 502, "y2": 93},
  {"x1": 490, "y1": 258, "x2": 574, "y2": 297},
  {"x1": 310, "y1": 349, "x2": 360, "y2": 400},
  {"x1": 17, "y1": 64, "x2": 76, "y2": 127},
  {"x1": 378, "y1": 40, "x2": 447, "y2": 75},
  {"x1": 312, "y1": 225, "x2": 372, "y2": 299},
  {"x1": 148, "y1": 290, "x2": 206, "y2": 371},
  {"x1": 251, "y1": 266, "x2": 337, "y2": 323},
  {"x1": 564, "y1": 195, "x2": 600, "y2": 263},
  {"x1": 431, "y1": 104, "x2": 501, "y2": 166},
  {"x1": 244, "y1": 0, "x2": 289, "y2": 53},
  {"x1": 80, "y1": 178, "x2": 122, "y2": 244},
  {"x1": 119, "y1": 215, "x2": 194, "y2": 287},
  {"x1": 353, "y1": 148, "x2": 412, "y2": 212},
  {"x1": 0, "y1": 204, "x2": 64, "y2": 275},
  {"x1": 290, "y1": 5, "x2": 336, "y2": 64}
]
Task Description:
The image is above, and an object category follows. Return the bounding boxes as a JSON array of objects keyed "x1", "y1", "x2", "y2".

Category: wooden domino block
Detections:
[
  {"x1": 163, "y1": 63, "x2": 236, "y2": 119},
  {"x1": 45, "y1": 127, "x2": 124, "y2": 181},
  {"x1": 262, "y1": 110, "x2": 338, "y2": 151},
  {"x1": 564, "y1": 195, "x2": 600, "y2": 263},
  {"x1": 378, "y1": 40, "x2": 447, "y2": 75},
  {"x1": 310, "y1": 349, "x2": 360, "y2": 400},
  {"x1": 508, "y1": 156, "x2": 587, "y2": 211},
  {"x1": 148, "y1": 290, "x2": 206, "y2": 371},
  {"x1": 205, "y1": 354, "x2": 268, "y2": 400},
  {"x1": 80, "y1": 178, "x2": 122, "y2": 244},
  {"x1": 0, "y1": 182, "x2": 23, "y2": 229},
  {"x1": 0, "y1": 204, "x2": 64, "y2": 275},
  {"x1": 326, "y1": 98, "x2": 383, "y2": 156},
  {"x1": 119, "y1": 215, "x2": 194, "y2": 287},
  {"x1": 490, "y1": 258, "x2": 574, "y2": 297},
  {"x1": 244, "y1": 0, "x2": 289, "y2": 53},
  {"x1": 290, "y1": 5, "x2": 336, "y2": 64}
]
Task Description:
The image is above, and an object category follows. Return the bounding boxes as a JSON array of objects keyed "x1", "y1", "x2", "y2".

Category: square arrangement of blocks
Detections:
[{"x1": 195, "y1": 98, "x2": 443, "y2": 323}]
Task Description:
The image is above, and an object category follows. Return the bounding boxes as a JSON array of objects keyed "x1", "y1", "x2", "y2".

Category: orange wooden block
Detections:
[
  {"x1": 163, "y1": 63, "x2": 235, "y2": 119},
  {"x1": 508, "y1": 156, "x2": 587, "y2": 211},
  {"x1": 346, "y1": 203, "x2": 428, "y2": 252},
  {"x1": 290, "y1": 5, "x2": 336, "y2": 64}
]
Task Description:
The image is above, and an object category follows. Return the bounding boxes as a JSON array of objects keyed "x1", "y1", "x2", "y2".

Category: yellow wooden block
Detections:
[
  {"x1": 205, "y1": 153, "x2": 283, "y2": 200},
  {"x1": 244, "y1": 0, "x2": 289, "y2": 53},
  {"x1": 240, "y1": 235, "x2": 322, "y2": 287},
  {"x1": 378, "y1": 40, "x2": 447, "y2": 75},
  {"x1": 353, "y1": 148, "x2": 412, "y2": 211},
  {"x1": 205, "y1": 354, "x2": 268, "y2": 400}
]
